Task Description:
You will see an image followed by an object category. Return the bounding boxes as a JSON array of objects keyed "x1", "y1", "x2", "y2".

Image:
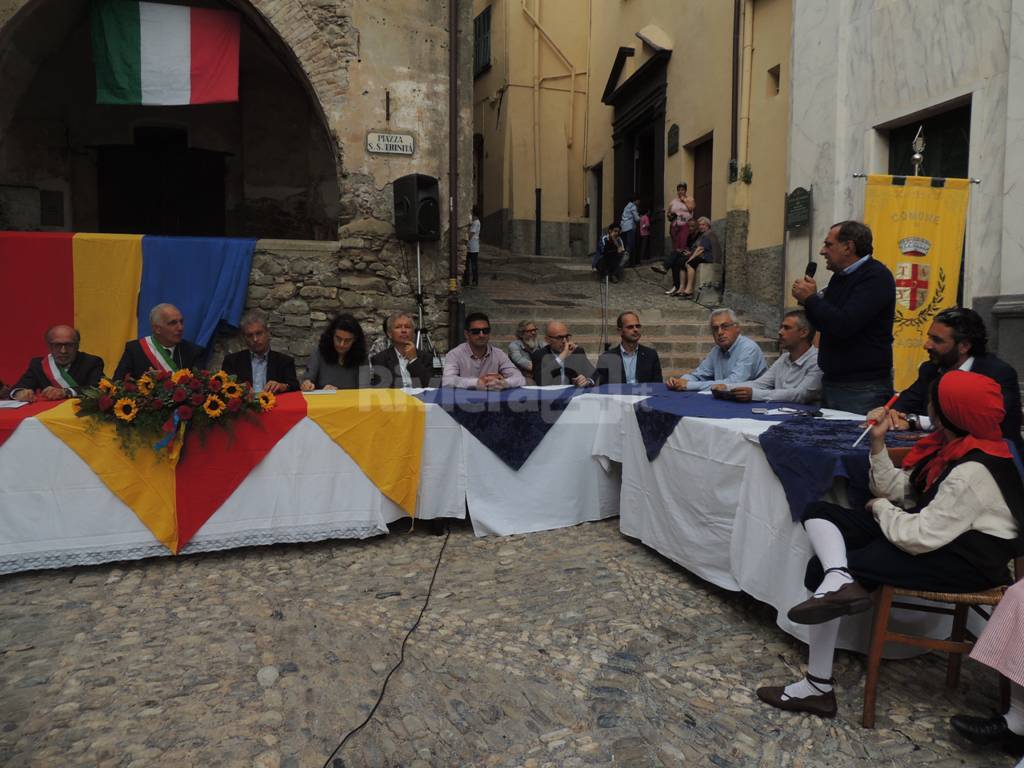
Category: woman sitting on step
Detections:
[{"x1": 757, "y1": 370, "x2": 1024, "y2": 719}]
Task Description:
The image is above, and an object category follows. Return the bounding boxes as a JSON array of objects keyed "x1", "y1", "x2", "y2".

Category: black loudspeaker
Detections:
[{"x1": 393, "y1": 173, "x2": 440, "y2": 241}]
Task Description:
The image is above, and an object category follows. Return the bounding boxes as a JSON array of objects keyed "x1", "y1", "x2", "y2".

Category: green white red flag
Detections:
[{"x1": 91, "y1": 0, "x2": 240, "y2": 105}]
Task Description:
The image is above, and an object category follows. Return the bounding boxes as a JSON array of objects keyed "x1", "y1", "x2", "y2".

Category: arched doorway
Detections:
[{"x1": 0, "y1": 0, "x2": 340, "y2": 239}]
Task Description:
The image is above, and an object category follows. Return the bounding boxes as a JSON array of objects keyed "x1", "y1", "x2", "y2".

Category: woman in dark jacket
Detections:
[{"x1": 300, "y1": 314, "x2": 371, "y2": 390}]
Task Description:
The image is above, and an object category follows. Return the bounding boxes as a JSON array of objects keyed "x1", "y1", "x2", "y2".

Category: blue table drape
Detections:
[
  {"x1": 634, "y1": 387, "x2": 819, "y2": 461},
  {"x1": 415, "y1": 387, "x2": 584, "y2": 470},
  {"x1": 138, "y1": 237, "x2": 256, "y2": 351},
  {"x1": 758, "y1": 419, "x2": 909, "y2": 521}
]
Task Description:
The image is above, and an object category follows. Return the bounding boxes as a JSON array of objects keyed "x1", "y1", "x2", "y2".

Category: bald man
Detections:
[
  {"x1": 114, "y1": 303, "x2": 205, "y2": 380},
  {"x1": 9, "y1": 325, "x2": 104, "y2": 401},
  {"x1": 530, "y1": 321, "x2": 596, "y2": 387}
]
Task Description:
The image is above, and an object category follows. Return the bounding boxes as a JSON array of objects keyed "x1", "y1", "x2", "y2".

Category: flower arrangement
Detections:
[{"x1": 76, "y1": 369, "x2": 276, "y2": 458}]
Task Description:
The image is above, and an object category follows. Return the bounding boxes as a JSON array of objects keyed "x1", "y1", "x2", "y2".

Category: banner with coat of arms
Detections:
[{"x1": 863, "y1": 174, "x2": 970, "y2": 390}]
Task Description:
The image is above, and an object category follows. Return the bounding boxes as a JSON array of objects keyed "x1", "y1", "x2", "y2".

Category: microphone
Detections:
[{"x1": 805, "y1": 262, "x2": 817, "y2": 279}]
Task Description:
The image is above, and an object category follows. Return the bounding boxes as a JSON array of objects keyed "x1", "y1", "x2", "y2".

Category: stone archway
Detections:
[{"x1": 0, "y1": 0, "x2": 342, "y2": 238}]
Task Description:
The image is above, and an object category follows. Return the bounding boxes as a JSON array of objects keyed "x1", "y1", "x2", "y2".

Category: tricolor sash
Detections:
[
  {"x1": 43, "y1": 354, "x2": 79, "y2": 393},
  {"x1": 141, "y1": 336, "x2": 177, "y2": 372}
]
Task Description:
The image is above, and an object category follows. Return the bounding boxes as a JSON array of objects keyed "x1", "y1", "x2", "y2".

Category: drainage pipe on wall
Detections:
[{"x1": 447, "y1": 0, "x2": 460, "y2": 348}]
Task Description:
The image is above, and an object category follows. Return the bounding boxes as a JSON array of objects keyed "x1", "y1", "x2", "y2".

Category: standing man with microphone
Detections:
[{"x1": 792, "y1": 220, "x2": 896, "y2": 414}]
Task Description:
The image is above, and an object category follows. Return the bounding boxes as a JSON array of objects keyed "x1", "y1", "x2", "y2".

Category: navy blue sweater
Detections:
[{"x1": 804, "y1": 257, "x2": 896, "y2": 383}]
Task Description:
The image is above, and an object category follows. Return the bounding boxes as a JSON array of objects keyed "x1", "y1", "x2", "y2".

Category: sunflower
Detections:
[
  {"x1": 211, "y1": 370, "x2": 230, "y2": 387},
  {"x1": 137, "y1": 375, "x2": 155, "y2": 395},
  {"x1": 99, "y1": 378, "x2": 117, "y2": 394},
  {"x1": 113, "y1": 397, "x2": 139, "y2": 422},
  {"x1": 258, "y1": 390, "x2": 277, "y2": 412},
  {"x1": 222, "y1": 381, "x2": 243, "y2": 399},
  {"x1": 171, "y1": 368, "x2": 193, "y2": 384},
  {"x1": 203, "y1": 394, "x2": 227, "y2": 419}
]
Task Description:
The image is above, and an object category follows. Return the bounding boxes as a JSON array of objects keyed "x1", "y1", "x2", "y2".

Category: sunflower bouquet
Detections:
[{"x1": 75, "y1": 368, "x2": 277, "y2": 458}]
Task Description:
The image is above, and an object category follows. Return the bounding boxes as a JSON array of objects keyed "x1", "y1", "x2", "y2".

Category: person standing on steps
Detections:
[{"x1": 464, "y1": 205, "x2": 481, "y2": 287}]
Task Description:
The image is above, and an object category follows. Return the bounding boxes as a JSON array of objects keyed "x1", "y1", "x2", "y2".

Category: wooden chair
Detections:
[{"x1": 861, "y1": 555, "x2": 1023, "y2": 728}]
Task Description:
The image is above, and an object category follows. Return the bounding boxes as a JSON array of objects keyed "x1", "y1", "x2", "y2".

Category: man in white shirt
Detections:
[{"x1": 714, "y1": 310, "x2": 822, "y2": 403}]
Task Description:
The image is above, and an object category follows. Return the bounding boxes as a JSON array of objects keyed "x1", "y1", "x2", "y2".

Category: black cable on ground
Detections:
[{"x1": 321, "y1": 523, "x2": 451, "y2": 768}]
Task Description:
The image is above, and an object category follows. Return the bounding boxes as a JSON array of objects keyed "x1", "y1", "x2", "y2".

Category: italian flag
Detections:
[{"x1": 92, "y1": 0, "x2": 240, "y2": 105}]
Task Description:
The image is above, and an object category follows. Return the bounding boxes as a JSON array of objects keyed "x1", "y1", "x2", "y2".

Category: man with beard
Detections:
[
  {"x1": 507, "y1": 320, "x2": 540, "y2": 379},
  {"x1": 868, "y1": 307, "x2": 1021, "y2": 447}
]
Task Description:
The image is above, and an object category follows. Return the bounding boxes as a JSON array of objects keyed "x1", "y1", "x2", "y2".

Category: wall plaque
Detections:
[
  {"x1": 785, "y1": 186, "x2": 811, "y2": 231},
  {"x1": 366, "y1": 132, "x2": 415, "y2": 155},
  {"x1": 667, "y1": 123, "x2": 679, "y2": 156}
]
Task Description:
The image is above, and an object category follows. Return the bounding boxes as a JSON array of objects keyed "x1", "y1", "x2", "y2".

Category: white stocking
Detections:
[
  {"x1": 1006, "y1": 682, "x2": 1024, "y2": 736},
  {"x1": 782, "y1": 619, "x2": 841, "y2": 699},
  {"x1": 804, "y1": 518, "x2": 853, "y2": 595}
]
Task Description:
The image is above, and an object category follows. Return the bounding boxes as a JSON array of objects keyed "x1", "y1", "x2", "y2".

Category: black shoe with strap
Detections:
[
  {"x1": 786, "y1": 567, "x2": 873, "y2": 625},
  {"x1": 756, "y1": 672, "x2": 838, "y2": 719}
]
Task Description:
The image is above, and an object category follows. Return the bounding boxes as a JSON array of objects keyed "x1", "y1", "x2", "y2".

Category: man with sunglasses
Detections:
[
  {"x1": 9, "y1": 325, "x2": 104, "y2": 401},
  {"x1": 442, "y1": 312, "x2": 524, "y2": 389},
  {"x1": 595, "y1": 311, "x2": 663, "y2": 386},
  {"x1": 867, "y1": 307, "x2": 1021, "y2": 446},
  {"x1": 530, "y1": 321, "x2": 596, "y2": 387}
]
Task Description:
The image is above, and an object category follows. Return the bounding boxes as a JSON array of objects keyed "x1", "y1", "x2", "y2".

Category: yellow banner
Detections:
[
  {"x1": 863, "y1": 175, "x2": 969, "y2": 390},
  {"x1": 303, "y1": 390, "x2": 425, "y2": 517},
  {"x1": 72, "y1": 233, "x2": 143, "y2": 378}
]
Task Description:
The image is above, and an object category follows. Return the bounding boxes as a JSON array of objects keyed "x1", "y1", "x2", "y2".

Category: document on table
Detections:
[{"x1": 0, "y1": 400, "x2": 28, "y2": 409}]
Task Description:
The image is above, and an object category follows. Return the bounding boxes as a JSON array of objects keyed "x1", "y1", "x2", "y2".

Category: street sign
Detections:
[
  {"x1": 785, "y1": 186, "x2": 811, "y2": 231},
  {"x1": 366, "y1": 132, "x2": 415, "y2": 156}
]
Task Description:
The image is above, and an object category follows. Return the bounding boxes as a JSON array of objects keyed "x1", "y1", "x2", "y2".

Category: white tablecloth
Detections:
[
  {"x1": 606, "y1": 408, "x2": 949, "y2": 655},
  {"x1": 0, "y1": 405, "x2": 466, "y2": 574}
]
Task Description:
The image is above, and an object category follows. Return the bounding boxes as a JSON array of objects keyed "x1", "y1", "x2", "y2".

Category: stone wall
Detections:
[
  {"x1": 721, "y1": 209, "x2": 784, "y2": 329},
  {"x1": 207, "y1": 228, "x2": 450, "y2": 374}
]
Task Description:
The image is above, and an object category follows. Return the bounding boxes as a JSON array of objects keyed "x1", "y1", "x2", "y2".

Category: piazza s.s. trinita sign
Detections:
[{"x1": 366, "y1": 131, "x2": 415, "y2": 156}]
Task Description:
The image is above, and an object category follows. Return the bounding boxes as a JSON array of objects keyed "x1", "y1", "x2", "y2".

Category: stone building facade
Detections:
[
  {"x1": 0, "y1": 0, "x2": 473, "y2": 359},
  {"x1": 788, "y1": 0, "x2": 1024, "y2": 372}
]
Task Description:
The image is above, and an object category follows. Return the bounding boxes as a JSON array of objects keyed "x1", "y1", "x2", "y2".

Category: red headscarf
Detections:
[{"x1": 902, "y1": 370, "x2": 1012, "y2": 492}]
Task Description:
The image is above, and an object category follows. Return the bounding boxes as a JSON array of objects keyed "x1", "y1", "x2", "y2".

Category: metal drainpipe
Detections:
[
  {"x1": 729, "y1": 0, "x2": 741, "y2": 182},
  {"x1": 533, "y1": 0, "x2": 541, "y2": 255},
  {"x1": 447, "y1": 0, "x2": 460, "y2": 349}
]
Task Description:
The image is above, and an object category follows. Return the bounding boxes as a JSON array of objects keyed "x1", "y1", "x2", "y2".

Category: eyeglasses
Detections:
[
  {"x1": 710, "y1": 322, "x2": 737, "y2": 333},
  {"x1": 48, "y1": 341, "x2": 79, "y2": 350},
  {"x1": 549, "y1": 334, "x2": 572, "y2": 341},
  {"x1": 467, "y1": 327, "x2": 491, "y2": 335}
]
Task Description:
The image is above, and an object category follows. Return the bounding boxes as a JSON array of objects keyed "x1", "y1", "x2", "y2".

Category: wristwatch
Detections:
[{"x1": 906, "y1": 414, "x2": 919, "y2": 431}]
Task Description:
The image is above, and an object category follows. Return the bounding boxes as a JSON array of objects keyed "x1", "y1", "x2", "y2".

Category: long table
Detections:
[
  {"x1": 0, "y1": 389, "x2": 641, "y2": 573},
  {"x1": 600, "y1": 405, "x2": 951, "y2": 656}
]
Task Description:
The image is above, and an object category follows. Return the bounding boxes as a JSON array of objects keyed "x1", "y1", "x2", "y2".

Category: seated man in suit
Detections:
[
  {"x1": 666, "y1": 308, "x2": 767, "y2": 391},
  {"x1": 114, "y1": 303, "x2": 205, "y2": 379},
  {"x1": 9, "y1": 324, "x2": 104, "y2": 401},
  {"x1": 370, "y1": 311, "x2": 433, "y2": 388},
  {"x1": 595, "y1": 311, "x2": 663, "y2": 385},
  {"x1": 531, "y1": 321, "x2": 596, "y2": 387},
  {"x1": 221, "y1": 311, "x2": 299, "y2": 394},
  {"x1": 868, "y1": 307, "x2": 1022, "y2": 446},
  {"x1": 713, "y1": 310, "x2": 822, "y2": 403}
]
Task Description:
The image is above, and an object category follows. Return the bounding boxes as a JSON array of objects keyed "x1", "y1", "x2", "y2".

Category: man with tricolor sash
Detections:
[
  {"x1": 9, "y1": 325, "x2": 104, "y2": 402},
  {"x1": 114, "y1": 303, "x2": 204, "y2": 380}
]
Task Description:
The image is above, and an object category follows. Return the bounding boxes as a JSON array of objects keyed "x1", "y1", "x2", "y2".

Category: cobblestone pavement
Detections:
[{"x1": 0, "y1": 519, "x2": 1016, "y2": 767}]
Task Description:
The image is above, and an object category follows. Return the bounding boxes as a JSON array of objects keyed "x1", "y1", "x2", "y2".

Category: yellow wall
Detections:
[
  {"x1": 473, "y1": 0, "x2": 589, "y2": 224},
  {"x1": 585, "y1": 1, "x2": 735, "y2": 228},
  {"x1": 744, "y1": 0, "x2": 790, "y2": 250}
]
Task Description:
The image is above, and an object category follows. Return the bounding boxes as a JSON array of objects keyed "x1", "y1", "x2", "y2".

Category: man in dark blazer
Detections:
[
  {"x1": 870, "y1": 307, "x2": 1022, "y2": 446},
  {"x1": 221, "y1": 311, "x2": 299, "y2": 393},
  {"x1": 10, "y1": 324, "x2": 104, "y2": 401},
  {"x1": 114, "y1": 303, "x2": 205, "y2": 380},
  {"x1": 595, "y1": 311, "x2": 663, "y2": 386},
  {"x1": 530, "y1": 320, "x2": 596, "y2": 387},
  {"x1": 370, "y1": 311, "x2": 433, "y2": 388}
]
